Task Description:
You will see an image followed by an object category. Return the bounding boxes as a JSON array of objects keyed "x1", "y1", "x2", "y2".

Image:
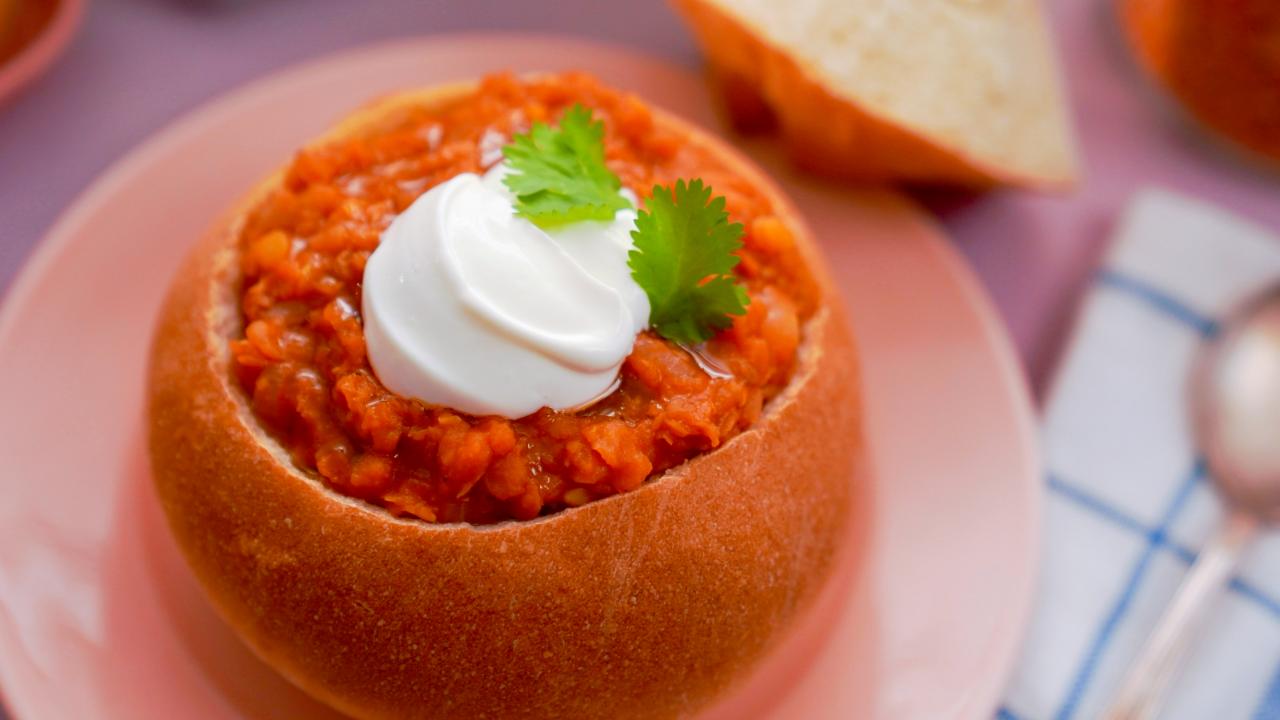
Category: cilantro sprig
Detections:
[
  {"x1": 502, "y1": 104, "x2": 632, "y2": 227},
  {"x1": 628, "y1": 179, "x2": 750, "y2": 344},
  {"x1": 499, "y1": 107, "x2": 750, "y2": 344}
]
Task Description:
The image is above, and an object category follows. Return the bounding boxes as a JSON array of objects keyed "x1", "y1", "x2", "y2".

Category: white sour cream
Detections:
[{"x1": 361, "y1": 163, "x2": 649, "y2": 418}]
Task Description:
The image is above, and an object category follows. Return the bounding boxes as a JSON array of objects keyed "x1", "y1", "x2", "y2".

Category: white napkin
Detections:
[{"x1": 999, "y1": 189, "x2": 1280, "y2": 720}]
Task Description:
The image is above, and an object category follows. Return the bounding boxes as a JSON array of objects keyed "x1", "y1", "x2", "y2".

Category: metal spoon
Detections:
[{"x1": 1105, "y1": 285, "x2": 1280, "y2": 720}]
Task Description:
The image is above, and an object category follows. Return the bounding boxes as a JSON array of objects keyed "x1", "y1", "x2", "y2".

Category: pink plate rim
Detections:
[{"x1": 913, "y1": 205, "x2": 1042, "y2": 716}]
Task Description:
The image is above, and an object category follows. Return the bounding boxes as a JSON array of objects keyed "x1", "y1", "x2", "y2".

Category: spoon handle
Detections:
[{"x1": 1104, "y1": 511, "x2": 1258, "y2": 720}]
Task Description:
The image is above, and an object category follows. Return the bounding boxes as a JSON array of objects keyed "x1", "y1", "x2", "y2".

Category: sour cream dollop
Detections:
[{"x1": 362, "y1": 163, "x2": 649, "y2": 418}]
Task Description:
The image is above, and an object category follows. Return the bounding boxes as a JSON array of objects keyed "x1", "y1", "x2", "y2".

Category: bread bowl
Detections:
[
  {"x1": 669, "y1": 0, "x2": 1079, "y2": 188},
  {"x1": 148, "y1": 72, "x2": 861, "y2": 719}
]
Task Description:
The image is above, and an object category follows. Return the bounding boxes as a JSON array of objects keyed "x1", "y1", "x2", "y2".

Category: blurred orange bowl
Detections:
[
  {"x1": 0, "y1": 0, "x2": 84, "y2": 106},
  {"x1": 1121, "y1": 0, "x2": 1280, "y2": 165}
]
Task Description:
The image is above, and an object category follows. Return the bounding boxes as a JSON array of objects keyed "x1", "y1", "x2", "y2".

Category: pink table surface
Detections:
[{"x1": 1, "y1": 0, "x2": 1279, "y2": 718}]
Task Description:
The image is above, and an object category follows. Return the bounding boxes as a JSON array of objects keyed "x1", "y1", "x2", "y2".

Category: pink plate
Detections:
[
  {"x1": 0, "y1": 0, "x2": 84, "y2": 106},
  {"x1": 0, "y1": 35, "x2": 1040, "y2": 720}
]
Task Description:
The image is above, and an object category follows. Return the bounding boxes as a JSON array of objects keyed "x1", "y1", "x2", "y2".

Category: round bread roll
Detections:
[{"x1": 148, "y1": 81, "x2": 862, "y2": 720}]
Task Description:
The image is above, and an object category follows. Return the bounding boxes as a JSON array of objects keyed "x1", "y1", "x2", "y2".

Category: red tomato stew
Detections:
[{"x1": 231, "y1": 73, "x2": 819, "y2": 523}]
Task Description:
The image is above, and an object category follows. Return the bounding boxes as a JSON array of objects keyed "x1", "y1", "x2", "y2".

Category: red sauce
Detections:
[{"x1": 231, "y1": 73, "x2": 819, "y2": 524}]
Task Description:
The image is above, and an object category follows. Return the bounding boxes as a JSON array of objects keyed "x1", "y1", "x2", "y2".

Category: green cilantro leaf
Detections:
[
  {"x1": 502, "y1": 104, "x2": 632, "y2": 227},
  {"x1": 628, "y1": 179, "x2": 750, "y2": 344}
]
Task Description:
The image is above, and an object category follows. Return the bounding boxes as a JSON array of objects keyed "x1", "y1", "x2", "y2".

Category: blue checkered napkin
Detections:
[{"x1": 998, "y1": 189, "x2": 1280, "y2": 720}]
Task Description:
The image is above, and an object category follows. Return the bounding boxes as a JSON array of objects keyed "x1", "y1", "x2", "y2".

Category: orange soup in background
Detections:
[
  {"x1": 1122, "y1": 0, "x2": 1280, "y2": 164},
  {"x1": 0, "y1": 0, "x2": 58, "y2": 64}
]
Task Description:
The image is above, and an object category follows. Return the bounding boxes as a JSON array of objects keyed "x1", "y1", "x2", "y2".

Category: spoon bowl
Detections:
[{"x1": 1195, "y1": 286, "x2": 1280, "y2": 520}]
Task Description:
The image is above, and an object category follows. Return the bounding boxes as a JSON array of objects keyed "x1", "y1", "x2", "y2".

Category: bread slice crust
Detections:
[{"x1": 672, "y1": 0, "x2": 1079, "y2": 188}]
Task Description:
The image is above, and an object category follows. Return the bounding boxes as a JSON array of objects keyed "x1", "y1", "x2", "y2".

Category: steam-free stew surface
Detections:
[{"x1": 232, "y1": 73, "x2": 818, "y2": 523}]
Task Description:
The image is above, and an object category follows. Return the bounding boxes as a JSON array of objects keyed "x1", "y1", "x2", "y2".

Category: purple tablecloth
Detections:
[{"x1": 1, "y1": 1, "x2": 1279, "y2": 715}]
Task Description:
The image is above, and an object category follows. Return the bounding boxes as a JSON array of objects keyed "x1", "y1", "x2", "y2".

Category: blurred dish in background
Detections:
[
  {"x1": 1122, "y1": 0, "x2": 1280, "y2": 167},
  {"x1": 669, "y1": 0, "x2": 1079, "y2": 189},
  {"x1": 0, "y1": 0, "x2": 56, "y2": 64},
  {"x1": 0, "y1": 0, "x2": 82, "y2": 106}
]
